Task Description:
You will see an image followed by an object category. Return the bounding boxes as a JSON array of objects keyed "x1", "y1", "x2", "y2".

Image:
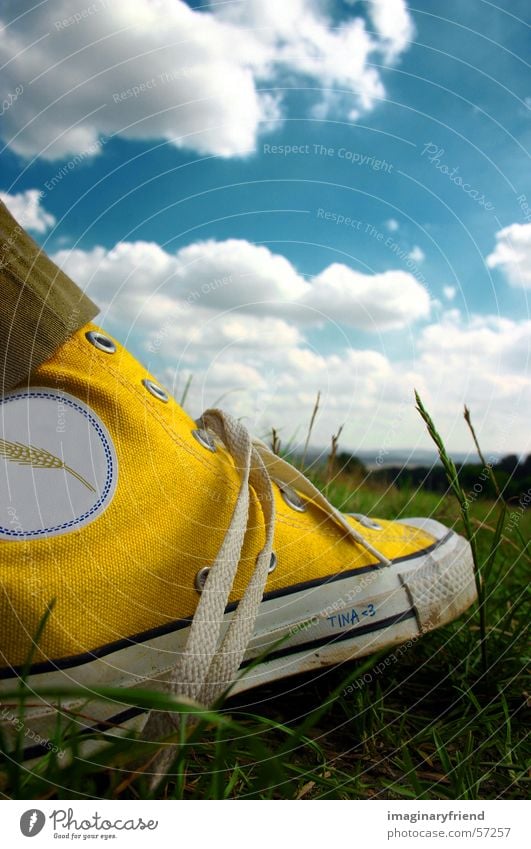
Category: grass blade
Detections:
[{"x1": 415, "y1": 391, "x2": 486, "y2": 671}]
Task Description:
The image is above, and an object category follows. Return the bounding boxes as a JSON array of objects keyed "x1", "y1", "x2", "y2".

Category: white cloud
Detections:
[
  {"x1": 305, "y1": 263, "x2": 430, "y2": 329},
  {"x1": 53, "y1": 237, "x2": 430, "y2": 331},
  {"x1": 51, "y1": 238, "x2": 530, "y2": 450},
  {"x1": 414, "y1": 312, "x2": 531, "y2": 449},
  {"x1": 168, "y1": 309, "x2": 531, "y2": 453},
  {"x1": 443, "y1": 285, "x2": 456, "y2": 300},
  {"x1": 418, "y1": 311, "x2": 530, "y2": 386},
  {"x1": 385, "y1": 218, "x2": 399, "y2": 231},
  {"x1": 367, "y1": 0, "x2": 415, "y2": 61},
  {"x1": 0, "y1": 0, "x2": 413, "y2": 160},
  {"x1": 407, "y1": 245, "x2": 425, "y2": 263},
  {"x1": 0, "y1": 189, "x2": 56, "y2": 233},
  {"x1": 173, "y1": 239, "x2": 308, "y2": 308},
  {"x1": 486, "y1": 222, "x2": 531, "y2": 288}
]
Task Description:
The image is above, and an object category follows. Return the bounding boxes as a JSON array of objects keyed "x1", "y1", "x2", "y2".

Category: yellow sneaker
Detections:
[{"x1": 0, "y1": 324, "x2": 477, "y2": 760}]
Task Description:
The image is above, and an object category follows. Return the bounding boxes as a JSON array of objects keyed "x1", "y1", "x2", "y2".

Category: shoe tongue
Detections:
[{"x1": 251, "y1": 437, "x2": 391, "y2": 566}]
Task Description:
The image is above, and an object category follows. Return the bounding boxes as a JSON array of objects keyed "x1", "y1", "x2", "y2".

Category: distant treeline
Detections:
[{"x1": 335, "y1": 453, "x2": 531, "y2": 505}]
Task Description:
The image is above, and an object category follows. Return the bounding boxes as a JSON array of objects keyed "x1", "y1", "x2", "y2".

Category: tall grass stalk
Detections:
[
  {"x1": 325, "y1": 423, "x2": 344, "y2": 492},
  {"x1": 463, "y1": 405, "x2": 501, "y2": 498},
  {"x1": 270, "y1": 427, "x2": 281, "y2": 456},
  {"x1": 300, "y1": 391, "x2": 321, "y2": 471},
  {"x1": 414, "y1": 391, "x2": 487, "y2": 673},
  {"x1": 179, "y1": 373, "x2": 193, "y2": 408}
]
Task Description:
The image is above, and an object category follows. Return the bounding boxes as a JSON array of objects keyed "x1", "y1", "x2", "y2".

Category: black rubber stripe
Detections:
[
  {"x1": 259, "y1": 531, "x2": 452, "y2": 602},
  {"x1": 13, "y1": 610, "x2": 417, "y2": 760},
  {"x1": 11, "y1": 706, "x2": 145, "y2": 762},
  {"x1": 10, "y1": 741, "x2": 60, "y2": 763},
  {"x1": 0, "y1": 616, "x2": 193, "y2": 680},
  {"x1": 240, "y1": 609, "x2": 417, "y2": 666},
  {"x1": 0, "y1": 532, "x2": 451, "y2": 680}
]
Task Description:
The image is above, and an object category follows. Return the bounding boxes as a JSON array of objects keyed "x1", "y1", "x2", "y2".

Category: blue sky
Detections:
[{"x1": 1, "y1": 0, "x2": 530, "y2": 455}]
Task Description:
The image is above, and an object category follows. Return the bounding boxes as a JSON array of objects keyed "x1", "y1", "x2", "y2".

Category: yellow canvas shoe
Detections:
[{"x1": 0, "y1": 323, "x2": 477, "y2": 760}]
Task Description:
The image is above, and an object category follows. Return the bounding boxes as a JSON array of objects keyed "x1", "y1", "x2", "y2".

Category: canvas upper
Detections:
[{"x1": 0, "y1": 323, "x2": 437, "y2": 669}]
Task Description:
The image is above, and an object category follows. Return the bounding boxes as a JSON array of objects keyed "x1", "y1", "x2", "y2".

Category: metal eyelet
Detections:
[
  {"x1": 142, "y1": 378, "x2": 168, "y2": 403},
  {"x1": 268, "y1": 552, "x2": 277, "y2": 574},
  {"x1": 276, "y1": 482, "x2": 306, "y2": 513},
  {"x1": 192, "y1": 427, "x2": 216, "y2": 452},
  {"x1": 194, "y1": 566, "x2": 210, "y2": 593},
  {"x1": 85, "y1": 330, "x2": 116, "y2": 354},
  {"x1": 351, "y1": 513, "x2": 382, "y2": 530}
]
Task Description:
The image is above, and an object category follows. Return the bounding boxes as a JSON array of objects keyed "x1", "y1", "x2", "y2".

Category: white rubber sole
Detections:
[{"x1": 0, "y1": 520, "x2": 477, "y2": 760}]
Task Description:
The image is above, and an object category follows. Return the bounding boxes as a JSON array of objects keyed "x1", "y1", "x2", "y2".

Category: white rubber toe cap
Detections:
[{"x1": 396, "y1": 516, "x2": 452, "y2": 541}]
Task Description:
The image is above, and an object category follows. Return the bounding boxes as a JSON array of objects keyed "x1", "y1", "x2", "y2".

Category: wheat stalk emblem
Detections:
[{"x1": 0, "y1": 438, "x2": 96, "y2": 493}]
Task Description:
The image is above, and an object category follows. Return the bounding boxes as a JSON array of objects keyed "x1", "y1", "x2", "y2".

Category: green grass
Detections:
[{"x1": 1, "y1": 405, "x2": 529, "y2": 800}]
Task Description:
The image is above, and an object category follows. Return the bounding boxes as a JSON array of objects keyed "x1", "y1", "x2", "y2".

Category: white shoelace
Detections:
[{"x1": 144, "y1": 408, "x2": 389, "y2": 781}]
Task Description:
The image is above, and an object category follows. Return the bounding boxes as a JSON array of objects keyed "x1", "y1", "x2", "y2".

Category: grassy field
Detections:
[{"x1": 1, "y1": 411, "x2": 529, "y2": 800}]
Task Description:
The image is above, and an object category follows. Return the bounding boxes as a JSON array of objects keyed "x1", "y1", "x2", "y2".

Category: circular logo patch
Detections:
[
  {"x1": 0, "y1": 388, "x2": 118, "y2": 540},
  {"x1": 20, "y1": 809, "x2": 46, "y2": 837}
]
